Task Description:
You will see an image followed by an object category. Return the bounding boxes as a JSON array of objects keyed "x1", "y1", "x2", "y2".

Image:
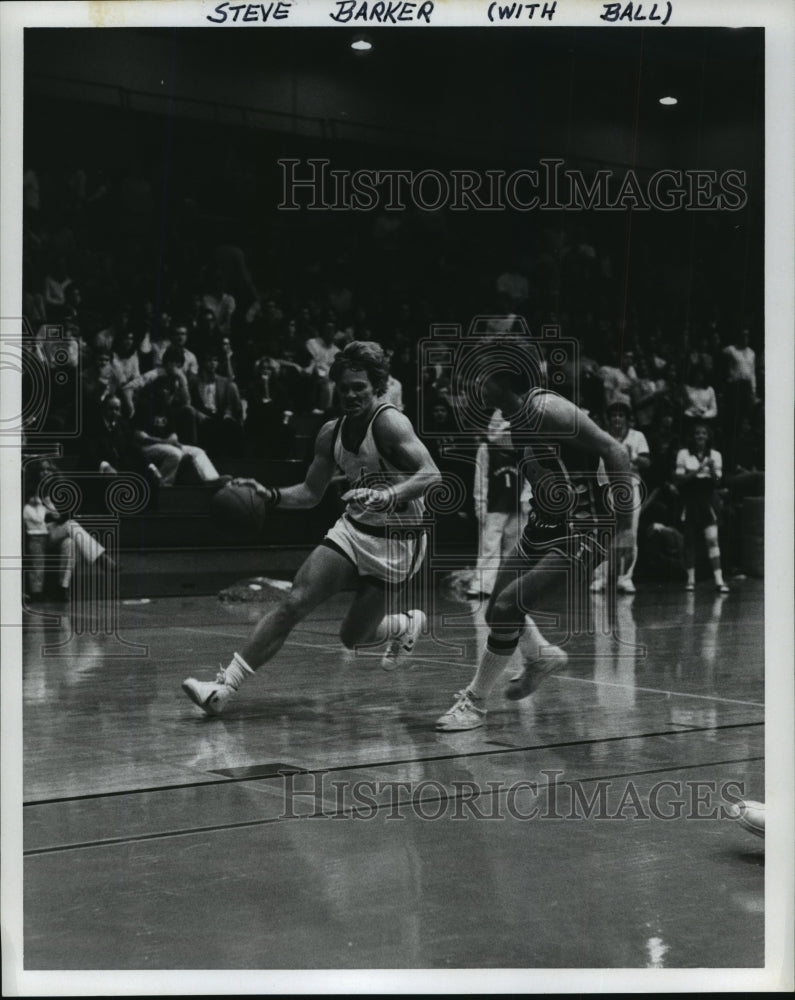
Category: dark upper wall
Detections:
[{"x1": 25, "y1": 26, "x2": 763, "y2": 174}]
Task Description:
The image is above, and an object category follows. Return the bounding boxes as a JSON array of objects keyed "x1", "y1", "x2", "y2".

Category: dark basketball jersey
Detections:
[
  {"x1": 509, "y1": 388, "x2": 606, "y2": 529},
  {"x1": 487, "y1": 447, "x2": 521, "y2": 514}
]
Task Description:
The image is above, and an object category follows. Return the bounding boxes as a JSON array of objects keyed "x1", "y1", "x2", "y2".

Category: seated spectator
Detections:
[
  {"x1": 722, "y1": 325, "x2": 758, "y2": 418},
  {"x1": 630, "y1": 355, "x2": 667, "y2": 431},
  {"x1": 112, "y1": 329, "x2": 157, "y2": 417},
  {"x1": 80, "y1": 394, "x2": 147, "y2": 478},
  {"x1": 274, "y1": 321, "x2": 315, "y2": 414},
  {"x1": 94, "y1": 303, "x2": 132, "y2": 356},
  {"x1": 280, "y1": 317, "x2": 313, "y2": 369},
  {"x1": 598, "y1": 347, "x2": 635, "y2": 409},
  {"x1": 215, "y1": 333, "x2": 237, "y2": 381},
  {"x1": 646, "y1": 329, "x2": 669, "y2": 376},
  {"x1": 138, "y1": 310, "x2": 173, "y2": 372},
  {"x1": 171, "y1": 324, "x2": 199, "y2": 377},
  {"x1": 188, "y1": 348, "x2": 245, "y2": 463},
  {"x1": 134, "y1": 373, "x2": 223, "y2": 485},
  {"x1": 655, "y1": 361, "x2": 685, "y2": 427},
  {"x1": 262, "y1": 298, "x2": 286, "y2": 341},
  {"x1": 193, "y1": 306, "x2": 221, "y2": 358},
  {"x1": 81, "y1": 346, "x2": 121, "y2": 417},
  {"x1": 682, "y1": 363, "x2": 718, "y2": 426},
  {"x1": 244, "y1": 356, "x2": 296, "y2": 460},
  {"x1": 23, "y1": 457, "x2": 115, "y2": 603},
  {"x1": 306, "y1": 321, "x2": 341, "y2": 413},
  {"x1": 687, "y1": 332, "x2": 717, "y2": 384}
]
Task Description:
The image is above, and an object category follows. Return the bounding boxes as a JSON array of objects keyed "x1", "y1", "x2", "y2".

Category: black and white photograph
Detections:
[{"x1": 1, "y1": 0, "x2": 792, "y2": 993}]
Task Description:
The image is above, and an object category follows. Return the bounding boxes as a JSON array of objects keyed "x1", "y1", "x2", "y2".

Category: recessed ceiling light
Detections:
[
  {"x1": 351, "y1": 35, "x2": 372, "y2": 51},
  {"x1": 659, "y1": 96, "x2": 678, "y2": 106}
]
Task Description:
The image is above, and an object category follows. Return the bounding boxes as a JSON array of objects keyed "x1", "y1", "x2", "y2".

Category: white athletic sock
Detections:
[
  {"x1": 224, "y1": 652, "x2": 255, "y2": 690},
  {"x1": 469, "y1": 645, "x2": 516, "y2": 701},
  {"x1": 374, "y1": 612, "x2": 410, "y2": 644}
]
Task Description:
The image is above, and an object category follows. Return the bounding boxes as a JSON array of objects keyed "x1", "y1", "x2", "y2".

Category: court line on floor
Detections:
[
  {"x1": 552, "y1": 673, "x2": 765, "y2": 707},
  {"x1": 23, "y1": 753, "x2": 765, "y2": 857},
  {"x1": 23, "y1": 720, "x2": 763, "y2": 807},
  {"x1": 408, "y1": 655, "x2": 765, "y2": 708},
  {"x1": 171, "y1": 629, "x2": 764, "y2": 708}
]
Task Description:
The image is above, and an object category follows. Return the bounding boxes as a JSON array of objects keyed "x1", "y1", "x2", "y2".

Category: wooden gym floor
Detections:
[{"x1": 19, "y1": 575, "x2": 765, "y2": 973}]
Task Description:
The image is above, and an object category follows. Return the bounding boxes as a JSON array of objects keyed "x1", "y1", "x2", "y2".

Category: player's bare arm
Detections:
[{"x1": 234, "y1": 421, "x2": 337, "y2": 509}]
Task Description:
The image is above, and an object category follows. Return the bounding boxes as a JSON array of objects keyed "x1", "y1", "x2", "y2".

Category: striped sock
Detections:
[{"x1": 469, "y1": 632, "x2": 521, "y2": 701}]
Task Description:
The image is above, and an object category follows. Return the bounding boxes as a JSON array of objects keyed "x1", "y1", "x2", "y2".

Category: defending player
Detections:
[
  {"x1": 182, "y1": 341, "x2": 440, "y2": 715},
  {"x1": 436, "y1": 357, "x2": 635, "y2": 731}
]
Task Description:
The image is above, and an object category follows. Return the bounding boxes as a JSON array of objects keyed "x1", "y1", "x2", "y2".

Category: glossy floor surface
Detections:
[{"x1": 21, "y1": 578, "x2": 764, "y2": 970}]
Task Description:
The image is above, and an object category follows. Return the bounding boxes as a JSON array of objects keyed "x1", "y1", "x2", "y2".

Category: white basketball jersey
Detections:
[{"x1": 332, "y1": 403, "x2": 426, "y2": 528}]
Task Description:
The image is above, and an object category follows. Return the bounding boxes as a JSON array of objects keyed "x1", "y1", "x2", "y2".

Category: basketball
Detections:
[{"x1": 209, "y1": 483, "x2": 267, "y2": 541}]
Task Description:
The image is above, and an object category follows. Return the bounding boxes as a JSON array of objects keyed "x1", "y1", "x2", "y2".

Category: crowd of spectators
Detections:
[{"x1": 21, "y1": 157, "x2": 765, "y2": 588}]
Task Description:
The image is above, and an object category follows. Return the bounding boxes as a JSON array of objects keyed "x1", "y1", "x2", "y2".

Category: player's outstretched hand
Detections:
[
  {"x1": 232, "y1": 477, "x2": 269, "y2": 497},
  {"x1": 342, "y1": 487, "x2": 393, "y2": 510}
]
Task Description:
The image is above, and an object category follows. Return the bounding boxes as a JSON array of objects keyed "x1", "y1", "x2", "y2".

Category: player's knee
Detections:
[
  {"x1": 280, "y1": 590, "x2": 310, "y2": 627},
  {"x1": 486, "y1": 594, "x2": 517, "y2": 630}
]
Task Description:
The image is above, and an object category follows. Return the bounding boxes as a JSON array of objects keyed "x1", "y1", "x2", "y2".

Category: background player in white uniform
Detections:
[
  {"x1": 437, "y1": 365, "x2": 634, "y2": 731},
  {"x1": 182, "y1": 341, "x2": 440, "y2": 716},
  {"x1": 590, "y1": 394, "x2": 650, "y2": 595}
]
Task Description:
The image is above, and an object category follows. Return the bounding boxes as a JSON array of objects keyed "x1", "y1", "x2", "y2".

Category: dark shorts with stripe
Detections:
[{"x1": 517, "y1": 514, "x2": 607, "y2": 576}]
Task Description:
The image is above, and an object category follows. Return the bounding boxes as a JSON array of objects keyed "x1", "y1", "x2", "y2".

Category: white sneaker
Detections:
[
  {"x1": 435, "y1": 689, "x2": 487, "y2": 731},
  {"x1": 505, "y1": 645, "x2": 568, "y2": 701},
  {"x1": 590, "y1": 577, "x2": 605, "y2": 593},
  {"x1": 182, "y1": 668, "x2": 234, "y2": 716},
  {"x1": 380, "y1": 610, "x2": 425, "y2": 671},
  {"x1": 726, "y1": 799, "x2": 765, "y2": 838},
  {"x1": 616, "y1": 577, "x2": 636, "y2": 594}
]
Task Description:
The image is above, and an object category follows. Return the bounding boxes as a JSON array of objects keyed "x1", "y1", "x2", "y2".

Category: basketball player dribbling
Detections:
[
  {"x1": 436, "y1": 356, "x2": 636, "y2": 731},
  {"x1": 182, "y1": 341, "x2": 441, "y2": 716}
]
